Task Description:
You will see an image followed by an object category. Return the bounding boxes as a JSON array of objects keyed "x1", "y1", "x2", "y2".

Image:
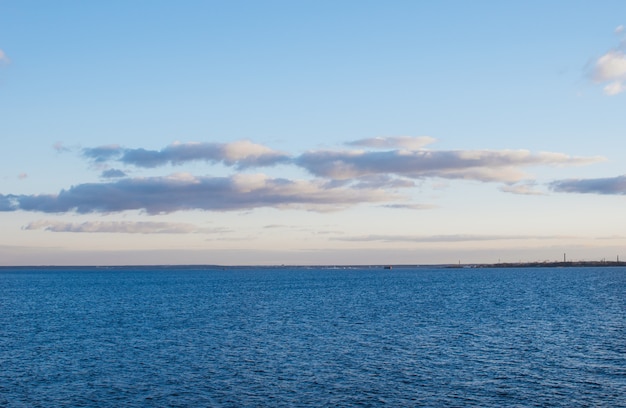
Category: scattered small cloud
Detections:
[
  {"x1": 23, "y1": 220, "x2": 220, "y2": 234},
  {"x1": 603, "y1": 80, "x2": 626, "y2": 95},
  {"x1": 589, "y1": 26, "x2": 626, "y2": 95},
  {"x1": 17, "y1": 173, "x2": 28, "y2": 180},
  {"x1": 0, "y1": 49, "x2": 9, "y2": 64},
  {"x1": 334, "y1": 234, "x2": 567, "y2": 243},
  {"x1": 53, "y1": 141, "x2": 72, "y2": 153},
  {"x1": 499, "y1": 182, "x2": 545, "y2": 195},
  {"x1": 263, "y1": 224, "x2": 287, "y2": 229},
  {"x1": 101, "y1": 169, "x2": 127, "y2": 178},
  {"x1": 347, "y1": 136, "x2": 436, "y2": 150},
  {"x1": 550, "y1": 175, "x2": 626, "y2": 195},
  {"x1": 595, "y1": 234, "x2": 626, "y2": 240},
  {"x1": 592, "y1": 50, "x2": 626, "y2": 95},
  {"x1": 380, "y1": 203, "x2": 437, "y2": 210}
]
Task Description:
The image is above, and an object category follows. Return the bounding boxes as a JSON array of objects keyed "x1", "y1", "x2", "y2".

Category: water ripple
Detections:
[{"x1": 1, "y1": 267, "x2": 625, "y2": 407}]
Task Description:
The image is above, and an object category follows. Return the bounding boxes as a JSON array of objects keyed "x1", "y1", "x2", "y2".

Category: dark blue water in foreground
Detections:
[{"x1": 1, "y1": 266, "x2": 625, "y2": 407}]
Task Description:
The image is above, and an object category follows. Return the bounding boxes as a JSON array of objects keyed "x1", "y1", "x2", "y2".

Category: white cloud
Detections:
[
  {"x1": 222, "y1": 140, "x2": 284, "y2": 161},
  {"x1": 590, "y1": 31, "x2": 626, "y2": 95},
  {"x1": 53, "y1": 141, "x2": 72, "y2": 153},
  {"x1": 592, "y1": 51, "x2": 626, "y2": 82},
  {"x1": 499, "y1": 182, "x2": 545, "y2": 195},
  {"x1": 347, "y1": 136, "x2": 437, "y2": 150},
  {"x1": 604, "y1": 81, "x2": 626, "y2": 96},
  {"x1": 0, "y1": 49, "x2": 9, "y2": 64}
]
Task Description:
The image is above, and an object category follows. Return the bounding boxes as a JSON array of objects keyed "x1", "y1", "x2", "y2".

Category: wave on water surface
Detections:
[{"x1": 1, "y1": 266, "x2": 625, "y2": 407}]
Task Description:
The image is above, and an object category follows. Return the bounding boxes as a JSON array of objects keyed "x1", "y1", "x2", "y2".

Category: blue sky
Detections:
[{"x1": 1, "y1": 1, "x2": 626, "y2": 265}]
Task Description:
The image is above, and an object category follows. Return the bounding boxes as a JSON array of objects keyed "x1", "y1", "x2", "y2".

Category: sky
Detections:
[{"x1": 1, "y1": 1, "x2": 626, "y2": 266}]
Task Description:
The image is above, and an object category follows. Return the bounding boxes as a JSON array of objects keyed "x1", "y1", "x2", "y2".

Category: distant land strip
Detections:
[
  {"x1": 1, "y1": 261, "x2": 626, "y2": 269},
  {"x1": 469, "y1": 260, "x2": 626, "y2": 268}
]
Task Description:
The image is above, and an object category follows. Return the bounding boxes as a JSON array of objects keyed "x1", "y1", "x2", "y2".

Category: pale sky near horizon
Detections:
[{"x1": 1, "y1": 1, "x2": 626, "y2": 265}]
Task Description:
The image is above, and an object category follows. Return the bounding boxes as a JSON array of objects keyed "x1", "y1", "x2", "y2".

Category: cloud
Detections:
[
  {"x1": 347, "y1": 136, "x2": 436, "y2": 150},
  {"x1": 334, "y1": 234, "x2": 567, "y2": 243},
  {"x1": 591, "y1": 50, "x2": 626, "y2": 95},
  {"x1": 589, "y1": 27, "x2": 626, "y2": 95},
  {"x1": 101, "y1": 169, "x2": 127, "y2": 178},
  {"x1": 83, "y1": 141, "x2": 290, "y2": 169},
  {"x1": 380, "y1": 203, "x2": 437, "y2": 210},
  {"x1": 603, "y1": 80, "x2": 626, "y2": 96},
  {"x1": 0, "y1": 49, "x2": 9, "y2": 64},
  {"x1": 0, "y1": 195, "x2": 18, "y2": 211},
  {"x1": 297, "y1": 149, "x2": 603, "y2": 182},
  {"x1": 550, "y1": 175, "x2": 626, "y2": 195},
  {"x1": 53, "y1": 141, "x2": 72, "y2": 153},
  {"x1": 24, "y1": 220, "x2": 209, "y2": 234},
  {"x1": 263, "y1": 224, "x2": 287, "y2": 229},
  {"x1": 2, "y1": 138, "x2": 608, "y2": 217},
  {"x1": 499, "y1": 182, "x2": 545, "y2": 195},
  {"x1": 353, "y1": 175, "x2": 415, "y2": 189},
  {"x1": 18, "y1": 173, "x2": 28, "y2": 180},
  {"x1": 82, "y1": 145, "x2": 123, "y2": 162},
  {"x1": 79, "y1": 139, "x2": 603, "y2": 190},
  {"x1": 2, "y1": 173, "x2": 395, "y2": 215}
]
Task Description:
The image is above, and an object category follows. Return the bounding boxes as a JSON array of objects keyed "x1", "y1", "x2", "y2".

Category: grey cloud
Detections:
[
  {"x1": 297, "y1": 149, "x2": 603, "y2": 182},
  {"x1": 101, "y1": 169, "x2": 127, "y2": 178},
  {"x1": 85, "y1": 141, "x2": 291, "y2": 169},
  {"x1": 120, "y1": 148, "x2": 162, "y2": 167},
  {"x1": 24, "y1": 220, "x2": 206, "y2": 234},
  {"x1": 0, "y1": 195, "x2": 18, "y2": 211},
  {"x1": 3, "y1": 173, "x2": 394, "y2": 215},
  {"x1": 83, "y1": 145, "x2": 123, "y2": 162},
  {"x1": 550, "y1": 175, "x2": 626, "y2": 195}
]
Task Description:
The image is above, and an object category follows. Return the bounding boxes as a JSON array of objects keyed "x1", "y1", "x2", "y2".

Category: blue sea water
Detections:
[{"x1": 1, "y1": 266, "x2": 625, "y2": 407}]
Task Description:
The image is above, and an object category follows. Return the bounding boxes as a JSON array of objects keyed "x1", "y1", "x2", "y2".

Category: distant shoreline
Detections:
[
  {"x1": 1, "y1": 261, "x2": 626, "y2": 269},
  {"x1": 469, "y1": 260, "x2": 626, "y2": 268}
]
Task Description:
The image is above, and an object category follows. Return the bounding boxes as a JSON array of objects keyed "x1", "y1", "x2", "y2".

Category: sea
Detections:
[{"x1": 1, "y1": 266, "x2": 624, "y2": 407}]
